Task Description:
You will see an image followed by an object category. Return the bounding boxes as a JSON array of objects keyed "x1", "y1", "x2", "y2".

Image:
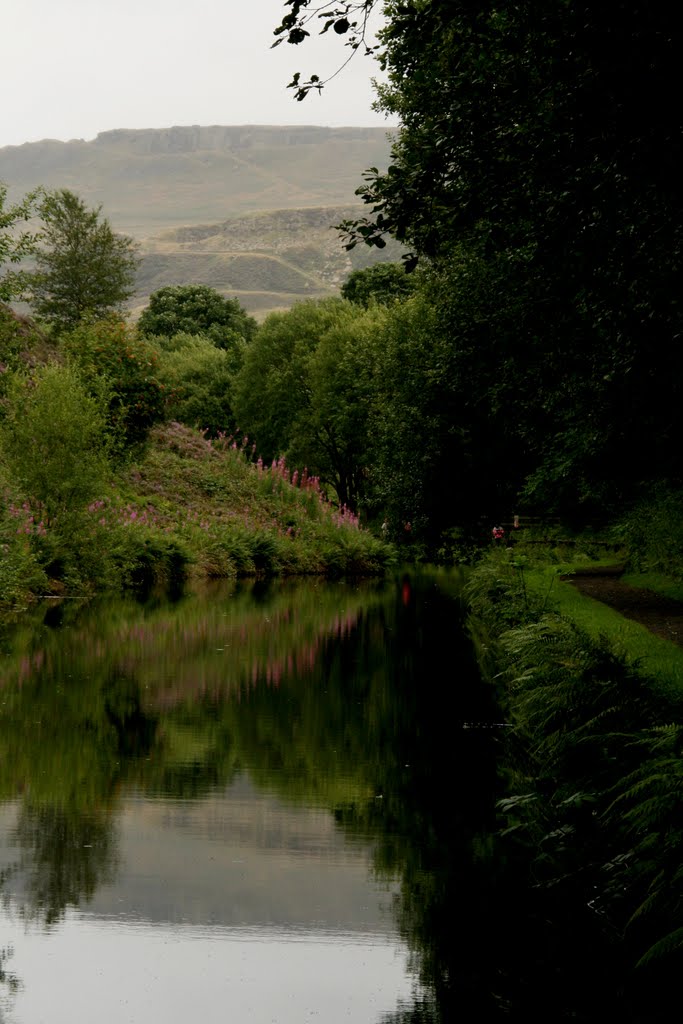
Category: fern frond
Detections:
[{"x1": 636, "y1": 926, "x2": 683, "y2": 967}]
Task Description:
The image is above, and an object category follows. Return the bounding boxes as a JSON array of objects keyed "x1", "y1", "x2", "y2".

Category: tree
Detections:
[
  {"x1": 341, "y1": 262, "x2": 417, "y2": 307},
  {"x1": 279, "y1": 2, "x2": 683, "y2": 524},
  {"x1": 0, "y1": 362, "x2": 111, "y2": 520},
  {"x1": 292, "y1": 305, "x2": 386, "y2": 509},
  {"x1": 30, "y1": 190, "x2": 139, "y2": 330},
  {"x1": 0, "y1": 182, "x2": 42, "y2": 302},
  {"x1": 234, "y1": 297, "x2": 385, "y2": 510},
  {"x1": 138, "y1": 285, "x2": 257, "y2": 351},
  {"x1": 155, "y1": 334, "x2": 238, "y2": 435},
  {"x1": 232, "y1": 298, "x2": 352, "y2": 464},
  {"x1": 273, "y1": 1, "x2": 380, "y2": 101}
]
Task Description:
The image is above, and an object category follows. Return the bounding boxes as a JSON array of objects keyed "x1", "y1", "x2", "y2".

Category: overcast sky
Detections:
[{"x1": 2, "y1": 0, "x2": 389, "y2": 149}]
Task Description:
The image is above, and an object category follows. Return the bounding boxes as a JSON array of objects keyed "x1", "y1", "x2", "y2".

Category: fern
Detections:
[{"x1": 636, "y1": 926, "x2": 683, "y2": 967}]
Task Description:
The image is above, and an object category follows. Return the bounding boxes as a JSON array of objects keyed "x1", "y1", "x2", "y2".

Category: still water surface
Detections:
[{"x1": 0, "y1": 573, "x2": 492, "y2": 1023}]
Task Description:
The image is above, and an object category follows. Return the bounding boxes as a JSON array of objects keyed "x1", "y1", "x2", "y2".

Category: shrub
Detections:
[
  {"x1": 318, "y1": 526, "x2": 390, "y2": 577},
  {"x1": 0, "y1": 305, "x2": 56, "y2": 404},
  {"x1": 156, "y1": 334, "x2": 236, "y2": 435},
  {"x1": 111, "y1": 529, "x2": 190, "y2": 592},
  {"x1": 61, "y1": 319, "x2": 165, "y2": 445},
  {"x1": 192, "y1": 526, "x2": 285, "y2": 578},
  {"x1": 614, "y1": 486, "x2": 683, "y2": 578},
  {"x1": 0, "y1": 473, "x2": 48, "y2": 606}
]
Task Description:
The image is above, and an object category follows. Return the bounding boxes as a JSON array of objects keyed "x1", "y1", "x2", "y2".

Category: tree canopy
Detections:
[
  {"x1": 155, "y1": 334, "x2": 238, "y2": 436},
  {"x1": 138, "y1": 285, "x2": 257, "y2": 350},
  {"x1": 341, "y1": 262, "x2": 417, "y2": 307},
  {"x1": 233, "y1": 298, "x2": 350, "y2": 461},
  {"x1": 232, "y1": 298, "x2": 381, "y2": 509},
  {"x1": 277, "y1": 1, "x2": 683, "y2": 528}
]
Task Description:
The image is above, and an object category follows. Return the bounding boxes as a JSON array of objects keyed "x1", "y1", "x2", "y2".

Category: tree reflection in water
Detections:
[
  {"x1": 13, "y1": 805, "x2": 118, "y2": 927},
  {"x1": 0, "y1": 576, "x2": 675, "y2": 1021}
]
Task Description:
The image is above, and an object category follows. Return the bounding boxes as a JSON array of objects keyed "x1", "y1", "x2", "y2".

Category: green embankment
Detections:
[
  {"x1": 524, "y1": 564, "x2": 683, "y2": 693},
  {"x1": 0, "y1": 419, "x2": 394, "y2": 613},
  {"x1": 464, "y1": 548, "x2": 683, "y2": 981}
]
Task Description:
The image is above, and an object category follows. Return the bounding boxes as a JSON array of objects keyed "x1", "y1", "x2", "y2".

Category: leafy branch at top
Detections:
[{"x1": 273, "y1": 1, "x2": 379, "y2": 100}]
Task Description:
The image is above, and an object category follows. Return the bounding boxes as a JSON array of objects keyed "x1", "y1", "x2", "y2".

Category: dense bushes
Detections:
[
  {"x1": 614, "y1": 486, "x2": 683, "y2": 579},
  {"x1": 61, "y1": 319, "x2": 165, "y2": 445}
]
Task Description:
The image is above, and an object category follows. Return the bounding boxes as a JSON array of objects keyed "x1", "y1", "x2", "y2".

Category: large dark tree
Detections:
[{"x1": 279, "y1": 2, "x2": 683, "y2": 524}]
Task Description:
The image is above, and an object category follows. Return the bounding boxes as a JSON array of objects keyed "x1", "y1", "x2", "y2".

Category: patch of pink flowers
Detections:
[{"x1": 7, "y1": 501, "x2": 47, "y2": 537}]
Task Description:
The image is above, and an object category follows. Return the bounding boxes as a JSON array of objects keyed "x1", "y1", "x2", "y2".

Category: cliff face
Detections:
[{"x1": 93, "y1": 124, "x2": 388, "y2": 154}]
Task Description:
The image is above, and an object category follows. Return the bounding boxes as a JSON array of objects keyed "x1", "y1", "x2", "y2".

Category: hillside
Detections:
[
  {"x1": 135, "y1": 205, "x2": 406, "y2": 317},
  {"x1": 0, "y1": 124, "x2": 397, "y2": 315}
]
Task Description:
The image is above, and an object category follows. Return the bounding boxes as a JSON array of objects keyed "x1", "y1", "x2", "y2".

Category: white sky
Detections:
[{"x1": 1, "y1": 0, "x2": 389, "y2": 148}]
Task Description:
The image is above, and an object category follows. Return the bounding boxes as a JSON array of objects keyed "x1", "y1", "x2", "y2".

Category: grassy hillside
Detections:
[
  {"x1": 0, "y1": 417, "x2": 394, "y2": 611},
  {"x1": 1, "y1": 125, "x2": 401, "y2": 316},
  {"x1": 0, "y1": 125, "x2": 394, "y2": 235},
  {"x1": 135, "y1": 206, "x2": 407, "y2": 317}
]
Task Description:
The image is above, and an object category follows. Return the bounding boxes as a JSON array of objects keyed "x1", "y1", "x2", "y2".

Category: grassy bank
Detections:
[
  {"x1": 523, "y1": 563, "x2": 683, "y2": 694},
  {"x1": 0, "y1": 420, "x2": 394, "y2": 612},
  {"x1": 464, "y1": 548, "x2": 683, "y2": 999}
]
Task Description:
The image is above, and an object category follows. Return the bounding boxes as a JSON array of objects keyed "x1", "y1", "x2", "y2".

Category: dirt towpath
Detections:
[{"x1": 564, "y1": 569, "x2": 683, "y2": 647}]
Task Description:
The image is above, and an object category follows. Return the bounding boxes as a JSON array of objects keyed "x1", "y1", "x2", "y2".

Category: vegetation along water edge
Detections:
[{"x1": 462, "y1": 537, "x2": 683, "y2": 1018}]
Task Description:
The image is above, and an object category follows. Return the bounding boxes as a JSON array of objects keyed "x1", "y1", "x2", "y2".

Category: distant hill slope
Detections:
[
  {"x1": 0, "y1": 124, "x2": 399, "y2": 316},
  {"x1": 136, "y1": 205, "x2": 406, "y2": 317},
  {"x1": 0, "y1": 124, "x2": 394, "y2": 235}
]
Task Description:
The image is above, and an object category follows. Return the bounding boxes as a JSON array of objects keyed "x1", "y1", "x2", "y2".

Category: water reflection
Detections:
[
  {"x1": 7, "y1": 570, "x2": 660, "y2": 1022},
  {"x1": 9, "y1": 919, "x2": 409, "y2": 1024},
  {"x1": 0, "y1": 570, "x2": 676, "y2": 1022},
  {"x1": 1, "y1": 573, "x2": 488, "y2": 1023},
  {"x1": 13, "y1": 805, "x2": 117, "y2": 927}
]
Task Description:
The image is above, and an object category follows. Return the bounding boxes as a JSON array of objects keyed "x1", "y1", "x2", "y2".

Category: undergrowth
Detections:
[
  {"x1": 465, "y1": 549, "x2": 683, "y2": 992},
  {"x1": 614, "y1": 485, "x2": 683, "y2": 578},
  {"x1": 0, "y1": 421, "x2": 394, "y2": 609}
]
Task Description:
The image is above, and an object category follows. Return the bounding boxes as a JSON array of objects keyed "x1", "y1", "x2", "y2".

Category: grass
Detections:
[
  {"x1": 524, "y1": 564, "x2": 683, "y2": 694},
  {"x1": 464, "y1": 544, "x2": 683, "y2": 982},
  {"x1": 105, "y1": 422, "x2": 393, "y2": 583},
  {"x1": 620, "y1": 572, "x2": 683, "y2": 602},
  {"x1": 465, "y1": 543, "x2": 683, "y2": 694}
]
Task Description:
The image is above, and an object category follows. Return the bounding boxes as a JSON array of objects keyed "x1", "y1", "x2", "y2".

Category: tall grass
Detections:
[
  {"x1": 526, "y1": 567, "x2": 683, "y2": 695},
  {"x1": 465, "y1": 550, "x2": 683, "y2": 977}
]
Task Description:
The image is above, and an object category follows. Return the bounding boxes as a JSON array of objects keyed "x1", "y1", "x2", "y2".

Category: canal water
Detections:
[
  {"x1": 0, "y1": 571, "x2": 499, "y2": 1024},
  {"x1": 3, "y1": 571, "x2": 667, "y2": 1023}
]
